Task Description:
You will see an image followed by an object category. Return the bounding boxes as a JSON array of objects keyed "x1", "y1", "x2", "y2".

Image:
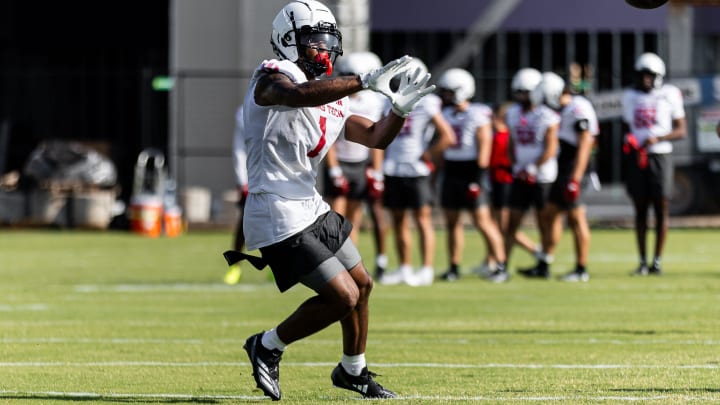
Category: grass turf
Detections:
[{"x1": 0, "y1": 228, "x2": 718, "y2": 403}]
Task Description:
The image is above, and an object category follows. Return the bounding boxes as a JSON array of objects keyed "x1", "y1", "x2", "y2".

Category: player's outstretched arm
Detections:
[{"x1": 254, "y1": 70, "x2": 363, "y2": 108}]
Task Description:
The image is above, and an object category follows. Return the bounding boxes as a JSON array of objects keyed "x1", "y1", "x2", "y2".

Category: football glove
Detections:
[
  {"x1": 361, "y1": 56, "x2": 435, "y2": 118},
  {"x1": 329, "y1": 166, "x2": 350, "y2": 196},
  {"x1": 564, "y1": 179, "x2": 580, "y2": 203},
  {"x1": 365, "y1": 168, "x2": 384, "y2": 200},
  {"x1": 466, "y1": 183, "x2": 481, "y2": 201},
  {"x1": 517, "y1": 163, "x2": 538, "y2": 185}
]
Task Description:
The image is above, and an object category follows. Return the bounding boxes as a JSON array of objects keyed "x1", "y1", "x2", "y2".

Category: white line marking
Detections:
[
  {"x1": 0, "y1": 304, "x2": 48, "y2": 312},
  {"x1": 0, "y1": 361, "x2": 718, "y2": 369},
  {"x1": 0, "y1": 390, "x2": 264, "y2": 401}
]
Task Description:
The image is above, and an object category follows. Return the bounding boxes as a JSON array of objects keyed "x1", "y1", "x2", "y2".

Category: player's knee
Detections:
[{"x1": 335, "y1": 285, "x2": 360, "y2": 314}]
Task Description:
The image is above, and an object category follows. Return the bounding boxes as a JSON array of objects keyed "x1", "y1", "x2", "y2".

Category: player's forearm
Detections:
[
  {"x1": 368, "y1": 113, "x2": 406, "y2": 149},
  {"x1": 572, "y1": 132, "x2": 593, "y2": 181},
  {"x1": 269, "y1": 75, "x2": 363, "y2": 108}
]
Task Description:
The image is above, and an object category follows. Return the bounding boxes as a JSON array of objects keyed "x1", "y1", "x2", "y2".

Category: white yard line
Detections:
[
  {"x1": 0, "y1": 361, "x2": 718, "y2": 369},
  {"x1": 0, "y1": 390, "x2": 718, "y2": 402}
]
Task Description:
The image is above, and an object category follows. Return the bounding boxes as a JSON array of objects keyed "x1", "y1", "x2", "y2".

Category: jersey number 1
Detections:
[{"x1": 307, "y1": 116, "x2": 327, "y2": 158}]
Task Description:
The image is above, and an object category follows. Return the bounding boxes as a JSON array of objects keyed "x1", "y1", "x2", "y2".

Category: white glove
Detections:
[{"x1": 361, "y1": 56, "x2": 435, "y2": 118}]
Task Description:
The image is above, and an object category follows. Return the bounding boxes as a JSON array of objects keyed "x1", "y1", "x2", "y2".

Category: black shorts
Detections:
[
  {"x1": 383, "y1": 175, "x2": 434, "y2": 209},
  {"x1": 624, "y1": 153, "x2": 673, "y2": 200},
  {"x1": 440, "y1": 160, "x2": 488, "y2": 209},
  {"x1": 490, "y1": 181, "x2": 513, "y2": 210},
  {"x1": 259, "y1": 211, "x2": 358, "y2": 292},
  {"x1": 548, "y1": 174, "x2": 585, "y2": 210},
  {"x1": 323, "y1": 161, "x2": 368, "y2": 200},
  {"x1": 508, "y1": 180, "x2": 553, "y2": 212}
]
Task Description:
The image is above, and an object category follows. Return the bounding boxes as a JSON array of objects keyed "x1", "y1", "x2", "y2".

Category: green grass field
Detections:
[{"x1": 0, "y1": 227, "x2": 718, "y2": 404}]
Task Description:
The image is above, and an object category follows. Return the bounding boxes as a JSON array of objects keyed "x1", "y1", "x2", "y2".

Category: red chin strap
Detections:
[{"x1": 314, "y1": 53, "x2": 333, "y2": 75}]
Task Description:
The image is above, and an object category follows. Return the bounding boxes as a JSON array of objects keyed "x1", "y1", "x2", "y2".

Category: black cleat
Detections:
[
  {"x1": 440, "y1": 269, "x2": 460, "y2": 281},
  {"x1": 375, "y1": 266, "x2": 386, "y2": 281},
  {"x1": 632, "y1": 264, "x2": 649, "y2": 276},
  {"x1": 243, "y1": 333, "x2": 283, "y2": 401},
  {"x1": 517, "y1": 265, "x2": 550, "y2": 279},
  {"x1": 649, "y1": 264, "x2": 663, "y2": 275},
  {"x1": 331, "y1": 363, "x2": 397, "y2": 399}
]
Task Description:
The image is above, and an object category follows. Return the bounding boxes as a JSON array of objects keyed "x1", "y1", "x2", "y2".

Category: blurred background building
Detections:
[{"x1": 1, "y1": 0, "x2": 719, "y2": 228}]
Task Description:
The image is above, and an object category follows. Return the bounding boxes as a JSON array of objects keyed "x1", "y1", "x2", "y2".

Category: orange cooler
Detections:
[{"x1": 129, "y1": 195, "x2": 163, "y2": 237}]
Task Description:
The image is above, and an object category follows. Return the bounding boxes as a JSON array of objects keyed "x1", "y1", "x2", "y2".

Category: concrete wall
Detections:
[{"x1": 169, "y1": 0, "x2": 364, "y2": 223}]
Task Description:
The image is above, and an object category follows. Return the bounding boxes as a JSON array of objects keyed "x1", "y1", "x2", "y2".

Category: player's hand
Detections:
[
  {"x1": 366, "y1": 168, "x2": 384, "y2": 200},
  {"x1": 564, "y1": 179, "x2": 580, "y2": 203},
  {"x1": 388, "y1": 60, "x2": 435, "y2": 117},
  {"x1": 329, "y1": 167, "x2": 350, "y2": 196},
  {"x1": 361, "y1": 55, "x2": 412, "y2": 94},
  {"x1": 238, "y1": 184, "x2": 249, "y2": 204},
  {"x1": 517, "y1": 163, "x2": 537, "y2": 184},
  {"x1": 466, "y1": 182, "x2": 481, "y2": 201}
]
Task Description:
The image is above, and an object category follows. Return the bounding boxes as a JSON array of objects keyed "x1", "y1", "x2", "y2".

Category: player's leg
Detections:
[
  {"x1": 563, "y1": 205, "x2": 591, "y2": 282},
  {"x1": 225, "y1": 198, "x2": 245, "y2": 285},
  {"x1": 412, "y1": 203, "x2": 436, "y2": 285},
  {"x1": 379, "y1": 176, "x2": 413, "y2": 284},
  {"x1": 648, "y1": 153, "x2": 673, "y2": 275},
  {"x1": 345, "y1": 198, "x2": 364, "y2": 244},
  {"x1": 367, "y1": 196, "x2": 388, "y2": 279},
  {"x1": 472, "y1": 205, "x2": 506, "y2": 268},
  {"x1": 442, "y1": 208, "x2": 463, "y2": 280},
  {"x1": 411, "y1": 176, "x2": 436, "y2": 285}
]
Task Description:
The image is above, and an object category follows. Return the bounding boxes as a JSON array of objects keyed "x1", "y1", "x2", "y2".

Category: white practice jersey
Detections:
[
  {"x1": 382, "y1": 93, "x2": 442, "y2": 177},
  {"x1": 622, "y1": 84, "x2": 685, "y2": 154},
  {"x1": 506, "y1": 103, "x2": 561, "y2": 183},
  {"x1": 442, "y1": 102, "x2": 492, "y2": 162},
  {"x1": 558, "y1": 95, "x2": 600, "y2": 146},
  {"x1": 242, "y1": 59, "x2": 350, "y2": 250},
  {"x1": 232, "y1": 106, "x2": 248, "y2": 186},
  {"x1": 334, "y1": 90, "x2": 386, "y2": 163}
]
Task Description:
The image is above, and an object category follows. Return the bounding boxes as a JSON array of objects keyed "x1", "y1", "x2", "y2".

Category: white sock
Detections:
[
  {"x1": 376, "y1": 254, "x2": 388, "y2": 269},
  {"x1": 261, "y1": 328, "x2": 286, "y2": 352},
  {"x1": 341, "y1": 353, "x2": 366, "y2": 376}
]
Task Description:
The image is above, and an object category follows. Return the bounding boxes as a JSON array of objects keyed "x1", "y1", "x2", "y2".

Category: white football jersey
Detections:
[
  {"x1": 506, "y1": 103, "x2": 560, "y2": 183},
  {"x1": 232, "y1": 106, "x2": 248, "y2": 186},
  {"x1": 442, "y1": 103, "x2": 492, "y2": 162},
  {"x1": 622, "y1": 84, "x2": 685, "y2": 154},
  {"x1": 242, "y1": 59, "x2": 350, "y2": 250},
  {"x1": 383, "y1": 93, "x2": 442, "y2": 177},
  {"x1": 334, "y1": 90, "x2": 386, "y2": 163},
  {"x1": 558, "y1": 95, "x2": 600, "y2": 146}
]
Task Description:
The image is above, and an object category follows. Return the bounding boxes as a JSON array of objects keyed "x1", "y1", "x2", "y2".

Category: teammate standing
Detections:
[
  {"x1": 378, "y1": 58, "x2": 455, "y2": 286},
  {"x1": 435, "y1": 68, "x2": 506, "y2": 281},
  {"x1": 503, "y1": 68, "x2": 560, "y2": 281},
  {"x1": 531, "y1": 72, "x2": 600, "y2": 282},
  {"x1": 224, "y1": 106, "x2": 249, "y2": 284},
  {"x1": 227, "y1": 0, "x2": 434, "y2": 399},
  {"x1": 622, "y1": 52, "x2": 686, "y2": 275}
]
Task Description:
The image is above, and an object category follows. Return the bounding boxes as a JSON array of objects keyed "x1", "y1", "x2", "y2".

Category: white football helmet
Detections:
[
  {"x1": 437, "y1": 68, "x2": 476, "y2": 104},
  {"x1": 511, "y1": 68, "x2": 542, "y2": 93},
  {"x1": 635, "y1": 52, "x2": 665, "y2": 89},
  {"x1": 334, "y1": 51, "x2": 382, "y2": 76},
  {"x1": 270, "y1": 0, "x2": 343, "y2": 77},
  {"x1": 530, "y1": 72, "x2": 565, "y2": 109}
]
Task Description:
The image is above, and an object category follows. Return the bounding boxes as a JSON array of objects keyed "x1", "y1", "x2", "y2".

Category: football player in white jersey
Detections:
[
  {"x1": 621, "y1": 52, "x2": 686, "y2": 276},
  {"x1": 224, "y1": 106, "x2": 249, "y2": 285},
  {"x1": 531, "y1": 72, "x2": 600, "y2": 282},
  {"x1": 377, "y1": 58, "x2": 455, "y2": 287},
  {"x1": 223, "y1": 1, "x2": 434, "y2": 400},
  {"x1": 503, "y1": 68, "x2": 561, "y2": 281},
  {"x1": 323, "y1": 52, "x2": 389, "y2": 280},
  {"x1": 435, "y1": 68, "x2": 507, "y2": 282}
]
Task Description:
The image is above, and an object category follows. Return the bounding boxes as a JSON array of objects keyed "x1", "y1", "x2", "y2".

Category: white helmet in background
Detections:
[
  {"x1": 437, "y1": 68, "x2": 476, "y2": 104},
  {"x1": 635, "y1": 52, "x2": 665, "y2": 89},
  {"x1": 270, "y1": 0, "x2": 343, "y2": 77},
  {"x1": 334, "y1": 51, "x2": 382, "y2": 76},
  {"x1": 511, "y1": 68, "x2": 542, "y2": 93},
  {"x1": 530, "y1": 72, "x2": 566, "y2": 109}
]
